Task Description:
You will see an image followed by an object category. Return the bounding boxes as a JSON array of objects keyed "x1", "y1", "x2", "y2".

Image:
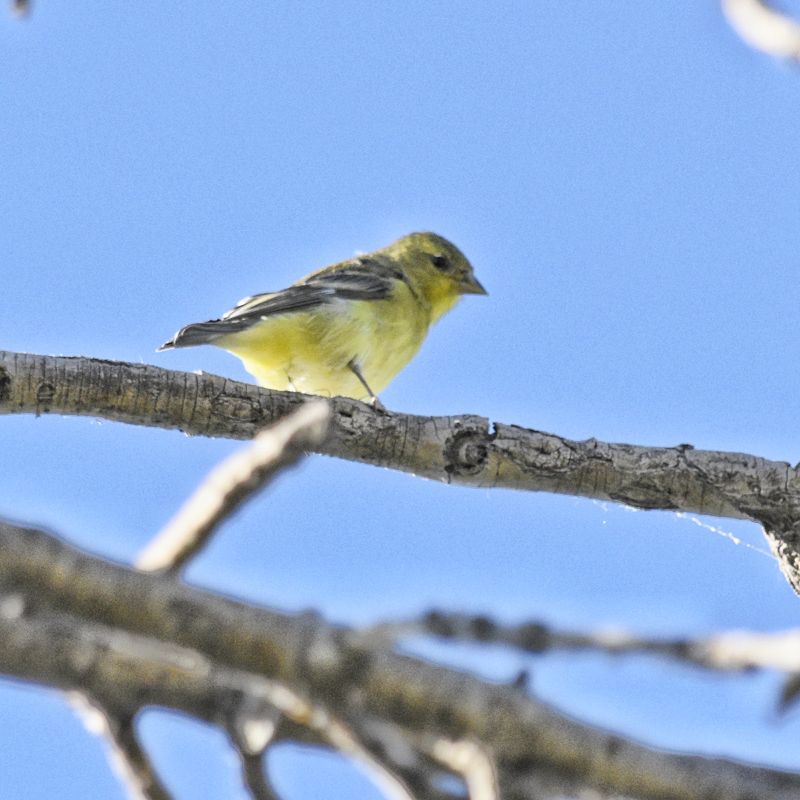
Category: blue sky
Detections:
[{"x1": 3, "y1": 2, "x2": 800, "y2": 798}]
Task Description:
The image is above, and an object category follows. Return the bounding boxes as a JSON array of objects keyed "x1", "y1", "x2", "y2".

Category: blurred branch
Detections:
[
  {"x1": 237, "y1": 751, "x2": 280, "y2": 800},
  {"x1": 70, "y1": 696, "x2": 173, "y2": 800},
  {"x1": 722, "y1": 0, "x2": 800, "y2": 60},
  {"x1": 0, "y1": 520, "x2": 799, "y2": 800},
  {"x1": 10, "y1": 0, "x2": 30, "y2": 18},
  {"x1": 370, "y1": 610, "x2": 800, "y2": 674},
  {"x1": 225, "y1": 694, "x2": 281, "y2": 800},
  {"x1": 229, "y1": 720, "x2": 282, "y2": 800},
  {"x1": 0, "y1": 585, "x2": 413, "y2": 800},
  {"x1": 428, "y1": 739, "x2": 497, "y2": 800},
  {"x1": 349, "y1": 718, "x2": 457, "y2": 800},
  {"x1": 136, "y1": 401, "x2": 329, "y2": 573},
  {"x1": 3, "y1": 351, "x2": 800, "y2": 592}
]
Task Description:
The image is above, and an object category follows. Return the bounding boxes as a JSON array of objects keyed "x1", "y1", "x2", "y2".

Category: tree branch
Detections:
[
  {"x1": 368, "y1": 609, "x2": 800, "y2": 675},
  {"x1": 70, "y1": 696, "x2": 173, "y2": 800},
  {"x1": 2, "y1": 350, "x2": 799, "y2": 591},
  {"x1": 1, "y1": 519, "x2": 798, "y2": 800},
  {"x1": 428, "y1": 739, "x2": 498, "y2": 800},
  {"x1": 722, "y1": 0, "x2": 800, "y2": 60},
  {"x1": 136, "y1": 401, "x2": 329, "y2": 574},
  {"x1": 236, "y1": 750, "x2": 280, "y2": 800},
  {"x1": 10, "y1": 0, "x2": 30, "y2": 18}
]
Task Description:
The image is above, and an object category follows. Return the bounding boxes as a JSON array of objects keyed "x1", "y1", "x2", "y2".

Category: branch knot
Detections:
[{"x1": 444, "y1": 428, "x2": 490, "y2": 477}]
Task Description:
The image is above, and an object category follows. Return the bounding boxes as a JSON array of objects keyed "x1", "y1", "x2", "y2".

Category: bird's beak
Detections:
[{"x1": 459, "y1": 274, "x2": 488, "y2": 295}]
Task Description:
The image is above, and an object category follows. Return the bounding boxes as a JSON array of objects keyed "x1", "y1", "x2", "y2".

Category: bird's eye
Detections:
[{"x1": 431, "y1": 254, "x2": 449, "y2": 271}]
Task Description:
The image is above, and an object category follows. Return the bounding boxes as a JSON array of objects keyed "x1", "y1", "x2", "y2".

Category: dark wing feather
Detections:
[
  {"x1": 160, "y1": 255, "x2": 403, "y2": 350},
  {"x1": 222, "y1": 256, "x2": 401, "y2": 322}
]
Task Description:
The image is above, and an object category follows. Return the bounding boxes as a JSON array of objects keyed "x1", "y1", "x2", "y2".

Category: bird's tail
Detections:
[{"x1": 157, "y1": 320, "x2": 236, "y2": 351}]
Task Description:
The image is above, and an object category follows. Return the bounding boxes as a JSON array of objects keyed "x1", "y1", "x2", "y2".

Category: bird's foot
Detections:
[{"x1": 370, "y1": 396, "x2": 387, "y2": 413}]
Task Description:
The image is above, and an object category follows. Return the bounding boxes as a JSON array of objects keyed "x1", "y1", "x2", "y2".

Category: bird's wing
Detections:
[
  {"x1": 222, "y1": 255, "x2": 404, "y2": 322},
  {"x1": 159, "y1": 255, "x2": 410, "y2": 350}
]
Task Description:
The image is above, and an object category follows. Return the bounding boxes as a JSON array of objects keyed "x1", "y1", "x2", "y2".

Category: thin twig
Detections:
[
  {"x1": 11, "y1": 0, "x2": 30, "y2": 17},
  {"x1": 136, "y1": 401, "x2": 329, "y2": 573},
  {"x1": 722, "y1": 0, "x2": 800, "y2": 59},
  {"x1": 224, "y1": 662, "x2": 417, "y2": 800},
  {"x1": 313, "y1": 714, "x2": 419, "y2": 800},
  {"x1": 258, "y1": 686, "x2": 418, "y2": 800},
  {"x1": 238, "y1": 751, "x2": 280, "y2": 800},
  {"x1": 70, "y1": 694, "x2": 172, "y2": 800},
  {"x1": 368, "y1": 609, "x2": 800, "y2": 675},
  {"x1": 227, "y1": 698, "x2": 282, "y2": 800},
  {"x1": 429, "y1": 739, "x2": 498, "y2": 800},
  {"x1": 353, "y1": 718, "x2": 455, "y2": 800}
]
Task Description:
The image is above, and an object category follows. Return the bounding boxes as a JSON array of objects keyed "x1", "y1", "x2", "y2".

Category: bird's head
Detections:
[{"x1": 384, "y1": 232, "x2": 487, "y2": 322}]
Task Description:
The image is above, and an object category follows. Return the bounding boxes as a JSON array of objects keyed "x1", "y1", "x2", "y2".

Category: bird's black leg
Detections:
[{"x1": 347, "y1": 359, "x2": 385, "y2": 411}]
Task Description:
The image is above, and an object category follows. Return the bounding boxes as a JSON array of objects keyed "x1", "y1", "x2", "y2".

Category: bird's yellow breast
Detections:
[{"x1": 216, "y1": 282, "x2": 435, "y2": 400}]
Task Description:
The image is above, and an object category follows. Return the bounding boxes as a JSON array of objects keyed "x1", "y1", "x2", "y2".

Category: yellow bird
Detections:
[{"x1": 158, "y1": 232, "x2": 486, "y2": 407}]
